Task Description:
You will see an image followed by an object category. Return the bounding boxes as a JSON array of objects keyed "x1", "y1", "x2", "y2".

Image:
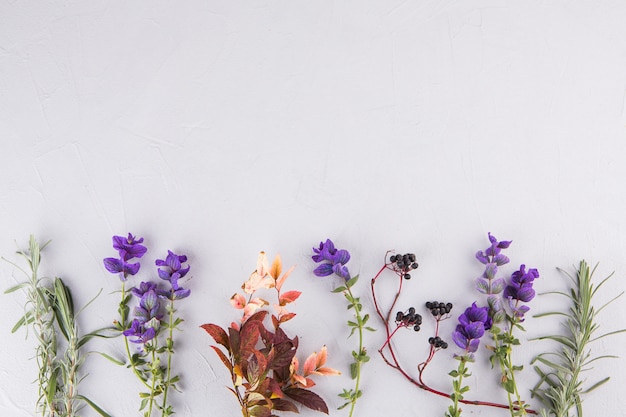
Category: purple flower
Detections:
[
  {"x1": 123, "y1": 318, "x2": 157, "y2": 344},
  {"x1": 503, "y1": 265, "x2": 540, "y2": 320},
  {"x1": 103, "y1": 258, "x2": 141, "y2": 278},
  {"x1": 103, "y1": 233, "x2": 147, "y2": 281},
  {"x1": 475, "y1": 233, "x2": 511, "y2": 265},
  {"x1": 503, "y1": 264, "x2": 539, "y2": 303},
  {"x1": 452, "y1": 302, "x2": 491, "y2": 353},
  {"x1": 113, "y1": 233, "x2": 147, "y2": 261},
  {"x1": 475, "y1": 233, "x2": 511, "y2": 301},
  {"x1": 311, "y1": 239, "x2": 351, "y2": 281},
  {"x1": 129, "y1": 282, "x2": 161, "y2": 323},
  {"x1": 131, "y1": 281, "x2": 158, "y2": 298},
  {"x1": 155, "y1": 250, "x2": 191, "y2": 300}
]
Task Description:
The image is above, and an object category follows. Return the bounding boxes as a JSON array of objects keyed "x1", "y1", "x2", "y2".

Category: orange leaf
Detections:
[
  {"x1": 316, "y1": 366, "x2": 341, "y2": 376},
  {"x1": 316, "y1": 345, "x2": 328, "y2": 368},
  {"x1": 275, "y1": 264, "x2": 296, "y2": 292},
  {"x1": 269, "y1": 254, "x2": 282, "y2": 279},
  {"x1": 302, "y1": 351, "x2": 317, "y2": 376},
  {"x1": 279, "y1": 312, "x2": 296, "y2": 323},
  {"x1": 279, "y1": 290, "x2": 302, "y2": 306}
]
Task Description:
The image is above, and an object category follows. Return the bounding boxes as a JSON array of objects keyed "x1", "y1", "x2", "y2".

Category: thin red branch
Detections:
[{"x1": 370, "y1": 265, "x2": 537, "y2": 415}]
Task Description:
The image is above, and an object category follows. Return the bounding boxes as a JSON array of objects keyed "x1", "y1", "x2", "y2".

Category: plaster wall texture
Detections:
[{"x1": 1, "y1": 1, "x2": 626, "y2": 416}]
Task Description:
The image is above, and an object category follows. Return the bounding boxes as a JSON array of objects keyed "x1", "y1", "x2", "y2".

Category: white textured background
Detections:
[{"x1": 2, "y1": 1, "x2": 626, "y2": 416}]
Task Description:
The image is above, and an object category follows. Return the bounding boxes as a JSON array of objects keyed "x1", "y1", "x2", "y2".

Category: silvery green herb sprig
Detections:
[
  {"x1": 5, "y1": 236, "x2": 59, "y2": 416},
  {"x1": 5, "y1": 236, "x2": 111, "y2": 417},
  {"x1": 531, "y1": 260, "x2": 626, "y2": 417}
]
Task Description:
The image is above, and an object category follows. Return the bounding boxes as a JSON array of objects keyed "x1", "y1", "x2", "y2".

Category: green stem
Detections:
[
  {"x1": 448, "y1": 358, "x2": 468, "y2": 417},
  {"x1": 120, "y1": 282, "x2": 152, "y2": 391},
  {"x1": 494, "y1": 322, "x2": 526, "y2": 416},
  {"x1": 146, "y1": 345, "x2": 158, "y2": 417},
  {"x1": 346, "y1": 286, "x2": 363, "y2": 417},
  {"x1": 161, "y1": 299, "x2": 176, "y2": 416}
]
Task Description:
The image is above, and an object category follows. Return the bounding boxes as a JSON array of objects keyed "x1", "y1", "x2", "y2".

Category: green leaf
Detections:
[
  {"x1": 332, "y1": 286, "x2": 347, "y2": 293},
  {"x1": 581, "y1": 377, "x2": 610, "y2": 393},
  {"x1": 345, "y1": 275, "x2": 359, "y2": 289},
  {"x1": 93, "y1": 351, "x2": 126, "y2": 366},
  {"x1": 76, "y1": 395, "x2": 113, "y2": 417},
  {"x1": 4, "y1": 281, "x2": 30, "y2": 294}
]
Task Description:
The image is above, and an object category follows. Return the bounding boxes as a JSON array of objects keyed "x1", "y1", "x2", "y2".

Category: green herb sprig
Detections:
[
  {"x1": 5, "y1": 236, "x2": 111, "y2": 417},
  {"x1": 5, "y1": 236, "x2": 60, "y2": 416},
  {"x1": 332, "y1": 275, "x2": 374, "y2": 416},
  {"x1": 531, "y1": 260, "x2": 626, "y2": 417}
]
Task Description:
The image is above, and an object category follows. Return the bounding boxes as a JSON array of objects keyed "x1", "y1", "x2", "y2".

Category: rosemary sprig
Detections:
[
  {"x1": 4, "y1": 235, "x2": 60, "y2": 417},
  {"x1": 5, "y1": 236, "x2": 111, "y2": 417},
  {"x1": 51, "y1": 277, "x2": 112, "y2": 417},
  {"x1": 531, "y1": 260, "x2": 626, "y2": 417}
]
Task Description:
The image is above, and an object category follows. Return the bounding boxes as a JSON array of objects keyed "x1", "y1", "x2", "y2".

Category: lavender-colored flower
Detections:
[
  {"x1": 475, "y1": 233, "x2": 511, "y2": 266},
  {"x1": 156, "y1": 250, "x2": 191, "y2": 300},
  {"x1": 502, "y1": 265, "x2": 540, "y2": 321},
  {"x1": 312, "y1": 239, "x2": 351, "y2": 280},
  {"x1": 104, "y1": 233, "x2": 147, "y2": 281},
  {"x1": 475, "y1": 233, "x2": 511, "y2": 303},
  {"x1": 452, "y1": 302, "x2": 491, "y2": 353},
  {"x1": 103, "y1": 258, "x2": 141, "y2": 278},
  {"x1": 123, "y1": 318, "x2": 157, "y2": 344},
  {"x1": 131, "y1": 281, "x2": 158, "y2": 298},
  {"x1": 113, "y1": 233, "x2": 147, "y2": 261}
]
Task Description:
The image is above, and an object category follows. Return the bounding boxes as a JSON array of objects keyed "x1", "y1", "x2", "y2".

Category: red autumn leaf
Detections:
[
  {"x1": 200, "y1": 323, "x2": 230, "y2": 349},
  {"x1": 279, "y1": 312, "x2": 296, "y2": 323},
  {"x1": 283, "y1": 387, "x2": 329, "y2": 414},
  {"x1": 279, "y1": 290, "x2": 302, "y2": 306},
  {"x1": 240, "y1": 320, "x2": 262, "y2": 355},
  {"x1": 272, "y1": 398, "x2": 299, "y2": 413},
  {"x1": 210, "y1": 345, "x2": 233, "y2": 372}
]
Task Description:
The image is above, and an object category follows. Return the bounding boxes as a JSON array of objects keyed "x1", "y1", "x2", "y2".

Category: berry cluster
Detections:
[
  {"x1": 425, "y1": 301, "x2": 453, "y2": 318},
  {"x1": 395, "y1": 307, "x2": 423, "y2": 331},
  {"x1": 428, "y1": 336, "x2": 448, "y2": 349},
  {"x1": 389, "y1": 253, "x2": 419, "y2": 279}
]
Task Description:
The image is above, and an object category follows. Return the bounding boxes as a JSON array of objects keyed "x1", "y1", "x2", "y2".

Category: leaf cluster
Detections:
[
  {"x1": 445, "y1": 356, "x2": 473, "y2": 417},
  {"x1": 202, "y1": 253, "x2": 337, "y2": 417},
  {"x1": 531, "y1": 261, "x2": 626, "y2": 417}
]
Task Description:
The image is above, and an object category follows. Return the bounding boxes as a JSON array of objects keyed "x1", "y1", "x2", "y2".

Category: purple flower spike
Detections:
[
  {"x1": 311, "y1": 239, "x2": 352, "y2": 281},
  {"x1": 156, "y1": 250, "x2": 190, "y2": 282},
  {"x1": 103, "y1": 233, "x2": 146, "y2": 281},
  {"x1": 452, "y1": 302, "x2": 491, "y2": 353},
  {"x1": 155, "y1": 250, "x2": 191, "y2": 301}
]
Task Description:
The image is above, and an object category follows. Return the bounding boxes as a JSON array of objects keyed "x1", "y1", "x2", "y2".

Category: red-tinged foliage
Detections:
[
  {"x1": 279, "y1": 290, "x2": 301, "y2": 306},
  {"x1": 201, "y1": 252, "x2": 335, "y2": 417},
  {"x1": 279, "y1": 312, "x2": 296, "y2": 323},
  {"x1": 201, "y1": 323, "x2": 230, "y2": 349},
  {"x1": 283, "y1": 387, "x2": 329, "y2": 414},
  {"x1": 210, "y1": 345, "x2": 233, "y2": 372}
]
